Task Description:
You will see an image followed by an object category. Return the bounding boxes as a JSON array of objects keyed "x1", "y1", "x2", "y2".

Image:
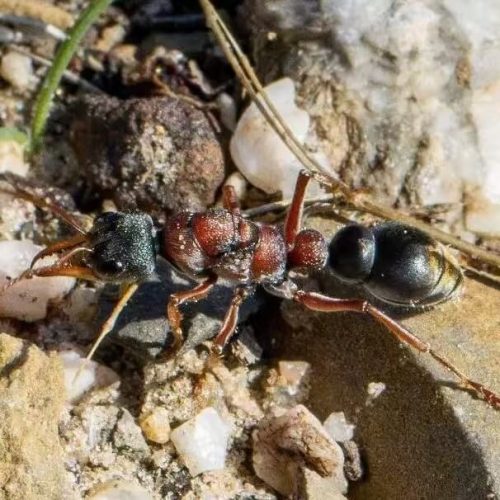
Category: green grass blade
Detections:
[{"x1": 30, "y1": 0, "x2": 114, "y2": 152}]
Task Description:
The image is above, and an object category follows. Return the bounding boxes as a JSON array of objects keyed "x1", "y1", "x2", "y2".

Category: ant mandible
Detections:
[{"x1": 1, "y1": 171, "x2": 498, "y2": 409}]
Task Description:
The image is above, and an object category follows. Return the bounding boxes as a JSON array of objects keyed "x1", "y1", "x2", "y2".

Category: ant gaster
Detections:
[{"x1": 1, "y1": 171, "x2": 498, "y2": 409}]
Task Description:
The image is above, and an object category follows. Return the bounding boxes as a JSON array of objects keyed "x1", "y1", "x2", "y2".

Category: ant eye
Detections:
[{"x1": 97, "y1": 259, "x2": 124, "y2": 275}]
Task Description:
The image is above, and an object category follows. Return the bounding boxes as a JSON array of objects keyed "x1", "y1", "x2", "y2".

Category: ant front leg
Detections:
[
  {"x1": 0, "y1": 172, "x2": 88, "y2": 234},
  {"x1": 284, "y1": 170, "x2": 311, "y2": 251},
  {"x1": 166, "y1": 275, "x2": 217, "y2": 353},
  {"x1": 293, "y1": 290, "x2": 500, "y2": 409},
  {"x1": 222, "y1": 185, "x2": 241, "y2": 215}
]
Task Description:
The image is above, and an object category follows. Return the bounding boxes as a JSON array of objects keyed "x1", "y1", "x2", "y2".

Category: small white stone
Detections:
[
  {"x1": 0, "y1": 240, "x2": 75, "y2": 321},
  {"x1": 0, "y1": 140, "x2": 29, "y2": 177},
  {"x1": 0, "y1": 52, "x2": 34, "y2": 90},
  {"x1": 366, "y1": 381, "x2": 386, "y2": 404},
  {"x1": 217, "y1": 92, "x2": 238, "y2": 131},
  {"x1": 59, "y1": 350, "x2": 119, "y2": 404},
  {"x1": 230, "y1": 78, "x2": 310, "y2": 198},
  {"x1": 139, "y1": 407, "x2": 171, "y2": 444},
  {"x1": 88, "y1": 479, "x2": 153, "y2": 500},
  {"x1": 170, "y1": 407, "x2": 231, "y2": 476},
  {"x1": 323, "y1": 412, "x2": 355, "y2": 442}
]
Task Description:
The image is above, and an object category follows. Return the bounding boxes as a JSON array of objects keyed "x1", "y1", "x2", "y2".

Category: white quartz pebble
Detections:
[
  {"x1": 0, "y1": 140, "x2": 29, "y2": 177},
  {"x1": 0, "y1": 240, "x2": 75, "y2": 321},
  {"x1": 230, "y1": 78, "x2": 310, "y2": 199},
  {"x1": 170, "y1": 407, "x2": 231, "y2": 476},
  {"x1": 323, "y1": 412, "x2": 355, "y2": 442},
  {"x1": 0, "y1": 51, "x2": 34, "y2": 90},
  {"x1": 59, "y1": 350, "x2": 119, "y2": 404}
]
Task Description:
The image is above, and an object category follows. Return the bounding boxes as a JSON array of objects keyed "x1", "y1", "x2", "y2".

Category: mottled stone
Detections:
[
  {"x1": 0, "y1": 334, "x2": 69, "y2": 499},
  {"x1": 243, "y1": 0, "x2": 500, "y2": 233},
  {"x1": 71, "y1": 94, "x2": 225, "y2": 218},
  {"x1": 252, "y1": 405, "x2": 346, "y2": 496}
]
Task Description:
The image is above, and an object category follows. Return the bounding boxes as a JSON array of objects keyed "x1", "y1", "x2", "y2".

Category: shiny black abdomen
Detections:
[{"x1": 363, "y1": 223, "x2": 462, "y2": 306}]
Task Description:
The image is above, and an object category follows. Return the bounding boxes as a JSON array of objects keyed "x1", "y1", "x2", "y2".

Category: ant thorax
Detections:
[{"x1": 161, "y1": 209, "x2": 287, "y2": 286}]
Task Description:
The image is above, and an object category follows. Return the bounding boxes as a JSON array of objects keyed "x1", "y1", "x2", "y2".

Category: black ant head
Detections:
[
  {"x1": 328, "y1": 224, "x2": 376, "y2": 283},
  {"x1": 87, "y1": 212, "x2": 157, "y2": 282}
]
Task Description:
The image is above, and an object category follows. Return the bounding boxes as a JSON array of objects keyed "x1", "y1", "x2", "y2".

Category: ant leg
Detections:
[
  {"x1": 284, "y1": 170, "x2": 311, "y2": 251},
  {"x1": 71, "y1": 282, "x2": 140, "y2": 386},
  {"x1": 0, "y1": 172, "x2": 87, "y2": 234},
  {"x1": 293, "y1": 290, "x2": 500, "y2": 409},
  {"x1": 167, "y1": 275, "x2": 217, "y2": 352},
  {"x1": 83, "y1": 282, "x2": 140, "y2": 362},
  {"x1": 222, "y1": 185, "x2": 241, "y2": 215},
  {"x1": 2, "y1": 262, "x2": 98, "y2": 293},
  {"x1": 212, "y1": 287, "x2": 248, "y2": 353}
]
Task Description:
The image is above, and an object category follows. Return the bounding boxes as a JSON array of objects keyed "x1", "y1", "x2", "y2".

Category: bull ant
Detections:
[{"x1": 1, "y1": 171, "x2": 498, "y2": 409}]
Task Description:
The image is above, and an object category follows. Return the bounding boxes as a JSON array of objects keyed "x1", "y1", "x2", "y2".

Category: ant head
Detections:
[
  {"x1": 87, "y1": 212, "x2": 157, "y2": 282},
  {"x1": 328, "y1": 224, "x2": 375, "y2": 283}
]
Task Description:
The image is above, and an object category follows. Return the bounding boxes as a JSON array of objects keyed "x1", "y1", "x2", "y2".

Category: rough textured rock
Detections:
[
  {"x1": 252, "y1": 405, "x2": 347, "y2": 496},
  {"x1": 71, "y1": 95, "x2": 225, "y2": 217},
  {"x1": 0, "y1": 333, "x2": 68, "y2": 499},
  {"x1": 96, "y1": 259, "x2": 263, "y2": 361},
  {"x1": 273, "y1": 214, "x2": 500, "y2": 500},
  {"x1": 243, "y1": 0, "x2": 500, "y2": 233}
]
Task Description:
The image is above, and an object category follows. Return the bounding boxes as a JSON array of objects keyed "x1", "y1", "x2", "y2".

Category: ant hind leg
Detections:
[{"x1": 293, "y1": 289, "x2": 500, "y2": 409}]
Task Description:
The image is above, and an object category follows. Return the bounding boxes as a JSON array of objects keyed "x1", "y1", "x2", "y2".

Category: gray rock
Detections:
[
  {"x1": 96, "y1": 259, "x2": 264, "y2": 361},
  {"x1": 113, "y1": 409, "x2": 150, "y2": 459}
]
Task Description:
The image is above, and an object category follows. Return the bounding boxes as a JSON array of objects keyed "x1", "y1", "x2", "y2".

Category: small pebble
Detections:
[
  {"x1": 253, "y1": 405, "x2": 347, "y2": 496},
  {"x1": 88, "y1": 479, "x2": 153, "y2": 500},
  {"x1": 366, "y1": 381, "x2": 386, "y2": 404},
  {"x1": 323, "y1": 412, "x2": 355, "y2": 443},
  {"x1": 0, "y1": 51, "x2": 34, "y2": 90},
  {"x1": 170, "y1": 407, "x2": 231, "y2": 476},
  {"x1": 113, "y1": 409, "x2": 150, "y2": 459},
  {"x1": 230, "y1": 78, "x2": 310, "y2": 198},
  {"x1": 278, "y1": 360, "x2": 311, "y2": 395},
  {"x1": 217, "y1": 92, "x2": 237, "y2": 131},
  {"x1": 0, "y1": 240, "x2": 75, "y2": 321},
  {"x1": 59, "y1": 350, "x2": 119, "y2": 404},
  {"x1": 0, "y1": 140, "x2": 29, "y2": 177},
  {"x1": 140, "y1": 407, "x2": 171, "y2": 444}
]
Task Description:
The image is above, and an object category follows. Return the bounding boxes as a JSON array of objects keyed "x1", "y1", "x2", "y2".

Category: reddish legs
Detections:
[
  {"x1": 0, "y1": 172, "x2": 87, "y2": 234},
  {"x1": 84, "y1": 282, "x2": 140, "y2": 362},
  {"x1": 71, "y1": 282, "x2": 140, "y2": 384},
  {"x1": 29, "y1": 233, "x2": 89, "y2": 269},
  {"x1": 212, "y1": 287, "x2": 248, "y2": 353},
  {"x1": 167, "y1": 275, "x2": 218, "y2": 351},
  {"x1": 294, "y1": 290, "x2": 500, "y2": 409},
  {"x1": 284, "y1": 170, "x2": 311, "y2": 251}
]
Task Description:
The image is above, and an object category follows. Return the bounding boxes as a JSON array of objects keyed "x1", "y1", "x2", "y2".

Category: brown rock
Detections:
[
  {"x1": 70, "y1": 95, "x2": 225, "y2": 218},
  {"x1": 252, "y1": 405, "x2": 346, "y2": 496},
  {"x1": 0, "y1": 333, "x2": 68, "y2": 499}
]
